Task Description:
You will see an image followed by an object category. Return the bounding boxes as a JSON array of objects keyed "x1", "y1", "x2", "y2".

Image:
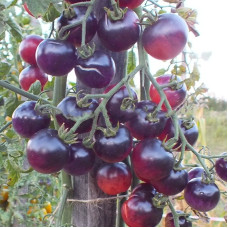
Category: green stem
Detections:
[
  {"x1": 0, "y1": 80, "x2": 49, "y2": 103},
  {"x1": 52, "y1": 76, "x2": 72, "y2": 226},
  {"x1": 0, "y1": 121, "x2": 12, "y2": 133},
  {"x1": 167, "y1": 199, "x2": 180, "y2": 227}
]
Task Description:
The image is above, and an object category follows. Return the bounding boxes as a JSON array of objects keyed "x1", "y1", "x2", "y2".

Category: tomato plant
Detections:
[{"x1": 0, "y1": 0, "x2": 226, "y2": 227}]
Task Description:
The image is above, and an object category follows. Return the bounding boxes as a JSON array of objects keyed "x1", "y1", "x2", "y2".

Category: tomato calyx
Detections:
[
  {"x1": 140, "y1": 9, "x2": 158, "y2": 26},
  {"x1": 181, "y1": 117, "x2": 195, "y2": 130},
  {"x1": 77, "y1": 43, "x2": 95, "y2": 59},
  {"x1": 76, "y1": 91, "x2": 94, "y2": 108},
  {"x1": 162, "y1": 137, "x2": 178, "y2": 151},
  {"x1": 104, "y1": 3, "x2": 127, "y2": 21},
  {"x1": 58, "y1": 123, "x2": 79, "y2": 144},
  {"x1": 120, "y1": 97, "x2": 136, "y2": 112},
  {"x1": 96, "y1": 124, "x2": 119, "y2": 138},
  {"x1": 152, "y1": 193, "x2": 168, "y2": 209},
  {"x1": 83, "y1": 136, "x2": 95, "y2": 149}
]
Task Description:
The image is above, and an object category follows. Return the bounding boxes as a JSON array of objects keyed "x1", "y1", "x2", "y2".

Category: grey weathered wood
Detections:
[{"x1": 72, "y1": 0, "x2": 127, "y2": 226}]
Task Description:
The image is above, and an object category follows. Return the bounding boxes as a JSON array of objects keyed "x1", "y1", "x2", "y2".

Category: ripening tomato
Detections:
[{"x1": 116, "y1": 0, "x2": 145, "y2": 9}]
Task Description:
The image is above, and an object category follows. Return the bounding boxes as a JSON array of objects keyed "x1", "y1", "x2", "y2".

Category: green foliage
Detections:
[
  {"x1": 206, "y1": 97, "x2": 227, "y2": 112},
  {"x1": 0, "y1": 62, "x2": 11, "y2": 78}
]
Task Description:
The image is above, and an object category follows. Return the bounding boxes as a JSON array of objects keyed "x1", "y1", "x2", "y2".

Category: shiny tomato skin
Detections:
[
  {"x1": 56, "y1": 96, "x2": 98, "y2": 134},
  {"x1": 125, "y1": 100, "x2": 168, "y2": 140},
  {"x1": 74, "y1": 50, "x2": 115, "y2": 88},
  {"x1": 184, "y1": 177, "x2": 220, "y2": 212},
  {"x1": 96, "y1": 162, "x2": 132, "y2": 195},
  {"x1": 188, "y1": 167, "x2": 205, "y2": 181},
  {"x1": 27, "y1": 129, "x2": 69, "y2": 174},
  {"x1": 36, "y1": 39, "x2": 77, "y2": 76},
  {"x1": 132, "y1": 138, "x2": 174, "y2": 182},
  {"x1": 149, "y1": 74, "x2": 187, "y2": 111},
  {"x1": 19, "y1": 35, "x2": 43, "y2": 65},
  {"x1": 165, "y1": 210, "x2": 192, "y2": 227},
  {"x1": 12, "y1": 101, "x2": 51, "y2": 138},
  {"x1": 97, "y1": 9, "x2": 140, "y2": 52},
  {"x1": 105, "y1": 84, "x2": 138, "y2": 123},
  {"x1": 130, "y1": 183, "x2": 156, "y2": 199},
  {"x1": 19, "y1": 66, "x2": 48, "y2": 91},
  {"x1": 63, "y1": 143, "x2": 95, "y2": 176},
  {"x1": 94, "y1": 125, "x2": 132, "y2": 163},
  {"x1": 151, "y1": 168, "x2": 188, "y2": 196},
  {"x1": 159, "y1": 118, "x2": 198, "y2": 151},
  {"x1": 116, "y1": 0, "x2": 144, "y2": 9},
  {"x1": 121, "y1": 195, "x2": 163, "y2": 227},
  {"x1": 57, "y1": 6, "x2": 97, "y2": 47},
  {"x1": 215, "y1": 152, "x2": 227, "y2": 181},
  {"x1": 142, "y1": 13, "x2": 188, "y2": 60}
]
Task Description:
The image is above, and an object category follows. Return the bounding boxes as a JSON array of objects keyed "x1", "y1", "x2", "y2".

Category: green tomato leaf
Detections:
[
  {"x1": 23, "y1": 0, "x2": 63, "y2": 18},
  {"x1": 155, "y1": 68, "x2": 167, "y2": 77},
  {"x1": 4, "y1": 96, "x2": 22, "y2": 117},
  {"x1": 127, "y1": 48, "x2": 136, "y2": 74},
  {"x1": 4, "y1": 159, "x2": 21, "y2": 186},
  {"x1": 42, "y1": 3, "x2": 61, "y2": 22},
  {"x1": 5, "y1": 17, "x2": 23, "y2": 42},
  {"x1": 28, "y1": 80, "x2": 42, "y2": 95},
  {"x1": 0, "y1": 61, "x2": 11, "y2": 78}
]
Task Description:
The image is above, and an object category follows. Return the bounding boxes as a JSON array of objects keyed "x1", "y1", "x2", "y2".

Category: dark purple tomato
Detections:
[
  {"x1": 57, "y1": 6, "x2": 97, "y2": 47},
  {"x1": 96, "y1": 162, "x2": 132, "y2": 195},
  {"x1": 165, "y1": 210, "x2": 192, "y2": 227},
  {"x1": 104, "y1": 84, "x2": 138, "y2": 123},
  {"x1": 188, "y1": 167, "x2": 205, "y2": 181},
  {"x1": 149, "y1": 75, "x2": 187, "y2": 111},
  {"x1": 94, "y1": 125, "x2": 132, "y2": 163},
  {"x1": 130, "y1": 183, "x2": 156, "y2": 199},
  {"x1": 36, "y1": 39, "x2": 77, "y2": 76},
  {"x1": 159, "y1": 118, "x2": 198, "y2": 151},
  {"x1": 63, "y1": 143, "x2": 95, "y2": 176},
  {"x1": 142, "y1": 13, "x2": 188, "y2": 60},
  {"x1": 19, "y1": 35, "x2": 43, "y2": 65},
  {"x1": 97, "y1": 9, "x2": 140, "y2": 52},
  {"x1": 184, "y1": 177, "x2": 220, "y2": 212},
  {"x1": 132, "y1": 138, "x2": 174, "y2": 182},
  {"x1": 74, "y1": 50, "x2": 115, "y2": 88},
  {"x1": 12, "y1": 101, "x2": 51, "y2": 138},
  {"x1": 121, "y1": 195, "x2": 163, "y2": 227},
  {"x1": 116, "y1": 0, "x2": 144, "y2": 9},
  {"x1": 215, "y1": 152, "x2": 227, "y2": 182},
  {"x1": 151, "y1": 167, "x2": 188, "y2": 196},
  {"x1": 125, "y1": 100, "x2": 168, "y2": 140},
  {"x1": 56, "y1": 96, "x2": 98, "y2": 134},
  {"x1": 27, "y1": 129, "x2": 69, "y2": 174},
  {"x1": 19, "y1": 65, "x2": 48, "y2": 91}
]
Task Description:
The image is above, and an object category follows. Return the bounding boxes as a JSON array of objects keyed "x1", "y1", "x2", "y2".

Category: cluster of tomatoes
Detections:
[{"x1": 13, "y1": 0, "x2": 226, "y2": 227}]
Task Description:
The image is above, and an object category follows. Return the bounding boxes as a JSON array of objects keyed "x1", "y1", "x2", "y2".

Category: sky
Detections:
[{"x1": 184, "y1": 0, "x2": 228, "y2": 100}]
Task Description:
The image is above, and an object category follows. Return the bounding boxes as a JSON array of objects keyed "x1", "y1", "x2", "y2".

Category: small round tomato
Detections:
[
  {"x1": 57, "y1": 6, "x2": 97, "y2": 47},
  {"x1": 151, "y1": 167, "x2": 188, "y2": 196},
  {"x1": 116, "y1": 0, "x2": 145, "y2": 9},
  {"x1": 121, "y1": 195, "x2": 163, "y2": 227},
  {"x1": 142, "y1": 13, "x2": 188, "y2": 60},
  {"x1": 159, "y1": 118, "x2": 198, "y2": 151},
  {"x1": 64, "y1": 143, "x2": 95, "y2": 176},
  {"x1": 188, "y1": 167, "x2": 205, "y2": 181},
  {"x1": 94, "y1": 125, "x2": 132, "y2": 163},
  {"x1": 184, "y1": 177, "x2": 220, "y2": 212},
  {"x1": 97, "y1": 9, "x2": 140, "y2": 52},
  {"x1": 27, "y1": 129, "x2": 69, "y2": 174},
  {"x1": 36, "y1": 39, "x2": 77, "y2": 76},
  {"x1": 56, "y1": 96, "x2": 98, "y2": 134},
  {"x1": 96, "y1": 162, "x2": 132, "y2": 195},
  {"x1": 215, "y1": 152, "x2": 227, "y2": 182},
  {"x1": 149, "y1": 74, "x2": 187, "y2": 111},
  {"x1": 19, "y1": 35, "x2": 43, "y2": 65},
  {"x1": 132, "y1": 138, "x2": 174, "y2": 182},
  {"x1": 19, "y1": 65, "x2": 48, "y2": 91},
  {"x1": 44, "y1": 202, "x2": 52, "y2": 214},
  {"x1": 74, "y1": 50, "x2": 116, "y2": 88},
  {"x1": 12, "y1": 101, "x2": 51, "y2": 138},
  {"x1": 105, "y1": 84, "x2": 138, "y2": 123},
  {"x1": 125, "y1": 100, "x2": 168, "y2": 140},
  {"x1": 165, "y1": 211, "x2": 192, "y2": 227},
  {"x1": 130, "y1": 183, "x2": 156, "y2": 199}
]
